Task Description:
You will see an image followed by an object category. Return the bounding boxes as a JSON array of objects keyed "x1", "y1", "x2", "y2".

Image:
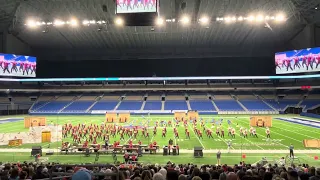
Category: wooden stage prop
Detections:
[
  {"x1": 174, "y1": 112, "x2": 186, "y2": 121},
  {"x1": 24, "y1": 117, "x2": 46, "y2": 128},
  {"x1": 119, "y1": 113, "x2": 130, "y2": 123},
  {"x1": 303, "y1": 139, "x2": 320, "y2": 148},
  {"x1": 250, "y1": 116, "x2": 272, "y2": 127},
  {"x1": 106, "y1": 113, "x2": 117, "y2": 123},
  {"x1": 188, "y1": 111, "x2": 199, "y2": 120},
  {"x1": 106, "y1": 113, "x2": 130, "y2": 123},
  {"x1": 8, "y1": 139, "x2": 22, "y2": 146}
]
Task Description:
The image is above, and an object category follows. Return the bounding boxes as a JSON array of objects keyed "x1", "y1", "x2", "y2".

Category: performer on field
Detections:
[{"x1": 266, "y1": 127, "x2": 271, "y2": 139}]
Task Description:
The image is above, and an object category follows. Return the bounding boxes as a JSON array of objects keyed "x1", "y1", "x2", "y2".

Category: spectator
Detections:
[
  {"x1": 159, "y1": 168, "x2": 167, "y2": 178},
  {"x1": 141, "y1": 170, "x2": 152, "y2": 180},
  {"x1": 167, "y1": 170, "x2": 179, "y2": 180},
  {"x1": 287, "y1": 170, "x2": 299, "y2": 180},
  {"x1": 309, "y1": 168, "x2": 320, "y2": 180},
  {"x1": 227, "y1": 172, "x2": 237, "y2": 180},
  {"x1": 19, "y1": 171, "x2": 28, "y2": 180},
  {"x1": 219, "y1": 172, "x2": 227, "y2": 180},
  {"x1": 178, "y1": 174, "x2": 188, "y2": 180},
  {"x1": 9, "y1": 168, "x2": 19, "y2": 180},
  {"x1": 192, "y1": 176, "x2": 202, "y2": 180},
  {"x1": 153, "y1": 173, "x2": 165, "y2": 180},
  {"x1": 131, "y1": 169, "x2": 141, "y2": 180}
]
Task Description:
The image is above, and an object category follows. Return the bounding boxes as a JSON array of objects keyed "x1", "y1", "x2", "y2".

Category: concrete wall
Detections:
[{"x1": 290, "y1": 24, "x2": 316, "y2": 50}]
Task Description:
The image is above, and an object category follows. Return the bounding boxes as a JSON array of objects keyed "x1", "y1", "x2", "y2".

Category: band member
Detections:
[
  {"x1": 285, "y1": 58, "x2": 293, "y2": 71},
  {"x1": 289, "y1": 144, "x2": 294, "y2": 158},
  {"x1": 221, "y1": 128, "x2": 225, "y2": 138},
  {"x1": 275, "y1": 59, "x2": 281, "y2": 70},
  {"x1": 252, "y1": 129, "x2": 258, "y2": 138},
  {"x1": 266, "y1": 127, "x2": 271, "y2": 139},
  {"x1": 231, "y1": 128, "x2": 235, "y2": 138},
  {"x1": 316, "y1": 55, "x2": 320, "y2": 68}
]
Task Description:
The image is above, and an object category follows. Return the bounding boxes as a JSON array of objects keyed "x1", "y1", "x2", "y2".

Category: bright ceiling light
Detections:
[
  {"x1": 115, "y1": 17, "x2": 124, "y2": 26},
  {"x1": 275, "y1": 14, "x2": 286, "y2": 21},
  {"x1": 54, "y1": 20, "x2": 65, "y2": 26},
  {"x1": 26, "y1": 19, "x2": 37, "y2": 28},
  {"x1": 83, "y1": 20, "x2": 89, "y2": 25},
  {"x1": 156, "y1": 17, "x2": 164, "y2": 26},
  {"x1": 265, "y1": 16, "x2": 270, "y2": 20},
  {"x1": 232, "y1": 16, "x2": 236, "y2": 21},
  {"x1": 199, "y1": 16, "x2": 209, "y2": 24},
  {"x1": 270, "y1": 16, "x2": 275, "y2": 20},
  {"x1": 238, "y1": 16, "x2": 244, "y2": 21},
  {"x1": 225, "y1": 17, "x2": 231, "y2": 22},
  {"x1": 256, "y1": 15, "x2": 264, "y2": 22},
  {"x1": 181, "y1": 15, "x2": 190, "y2": 24},
  {"x1": 89, "y1": 20, "x2": 96, "y2": 24},
  {"x1": 70, "y1": 19, "x2": 78, "y2": 26},
  {"x1": 248, "y1": 16, "x2": 255, "y2": 21}
]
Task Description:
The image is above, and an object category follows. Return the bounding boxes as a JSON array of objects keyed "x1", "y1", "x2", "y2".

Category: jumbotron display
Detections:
[
  {"x1": 0, "y1": 53, "x2": 37, "y2": 77},
  {"x1": 116, "y1": 0, "x2": 157, "y2": 14},
  {"x1": 275, "y1": 47, "x2": 320, "y2": 74}
]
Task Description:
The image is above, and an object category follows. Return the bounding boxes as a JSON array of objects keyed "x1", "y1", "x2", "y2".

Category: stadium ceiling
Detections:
[{"x1": 0, "y1": 0, "x2": 319, "y2": 57}]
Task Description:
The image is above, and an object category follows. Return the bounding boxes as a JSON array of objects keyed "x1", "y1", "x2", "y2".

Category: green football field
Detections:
[{"x1": 0, "y1": 114, "x2": 319, "y2": 166}]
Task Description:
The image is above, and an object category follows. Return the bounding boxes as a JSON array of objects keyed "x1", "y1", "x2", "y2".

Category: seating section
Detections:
[
  {"x1": 26, "y1": 91, "x2": 320, "y2": 114},
  {"x1": 214, "y1": 100, "x2": 244, "y2": 111},
  {"x1": 90, "y1": 101, "x2": 118, "y2": 110},
  {"x1": 117, "y1": 101, "x2": 143, "y2": 110},
  {"x1": 164, "y1": 101, "x2": 188, "y2": 110},
  {"x1": 265, "y1": 99, "x2": 299, "y2": 110},
  {"x1": 37, "y1": 101, "x2": 69, "y2": 112},
  {"x1": 189, "y1": 100, "x2": 215, "y2": 111},
  {"x1": 63, "y1": 101, "x2": 94, "y2": 112},
  {"x1": 144, "y1": 101, "x2": 162, "y2": 110},
  {"x1": 239, "y1": 100, "x2": 273, "y2": 111},
  {"x1": 300, "y1": 100, "x2": 320, "y2": 110}
]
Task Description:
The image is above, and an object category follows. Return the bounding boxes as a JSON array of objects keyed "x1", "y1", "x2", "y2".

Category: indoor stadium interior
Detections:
[{"x1": 0, "y1": 0, "x2": 319, "y2": 180}]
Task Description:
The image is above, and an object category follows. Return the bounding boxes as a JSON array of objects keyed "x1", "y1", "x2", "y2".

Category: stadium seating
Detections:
[
  {"x1": 63, "y1": 101, "x2": 94, "y2": 112},
  {"x1": 117, "y1": 101, "x2": 143, "y2": 110},
  {"x1": 90, "y1": 101, "x2": 118, "y2": 111},
  {"x1": 300, "y1": 100, "x2": 320, "y2": 111},
  {"x1": 143, "y1": 101, "x2": 162, "y2": 110},
  {"x1": 36, "y1": 101, "x2": 70, "y2": 112},
  {"x1": 265, "y1": 99, "x2": 300, "y2": 110},
  {"x1": 189, "y1": 100, "x2": 215, "y2": 111},
  {"x1": 239, "y1": 100, "x2": 273, "y2": 111},
  {"x1": 164, "y1": 100, "x2": 188, "y2": 110},
  {"x1": 214, "y1": 100, "x2": 244, "y2": 111}
]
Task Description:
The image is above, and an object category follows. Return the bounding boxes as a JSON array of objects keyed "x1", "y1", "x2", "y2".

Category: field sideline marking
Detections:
[{"x1": 188, "y1": 123, "x2": 205, "y2": 149}]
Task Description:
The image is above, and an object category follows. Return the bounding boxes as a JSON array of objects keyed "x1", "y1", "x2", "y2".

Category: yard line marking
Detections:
[
  {"x1": 272, "y1": 120, "x2": 320, "y2": 137},
  {"x1": 188, "y1": 123, "x2": 205, "y2": 149},
  {"x1": 270, "y1": 123, "x2": 318, "y2": 139}
]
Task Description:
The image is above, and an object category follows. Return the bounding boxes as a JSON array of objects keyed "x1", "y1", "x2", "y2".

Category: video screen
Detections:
[
  {"x1": 116, "y1": 0, "x2": 157, "y2": 14},
  {"x1": 275, "y1": 47, "x2": 320, "y2": 74},
  {"x1": 0, "y1": 53, "x2": 37, "y2": 77}
]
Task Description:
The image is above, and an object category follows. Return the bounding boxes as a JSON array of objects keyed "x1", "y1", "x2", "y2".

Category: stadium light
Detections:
[
  {"x1": 265, "y1": 16, "x2": 270, "y2": 20},
  {"x1": 115, "y1": 17, "x2": 124, "y2": 26},
  {"x1": 238, "y1": 16, "x2": 244, "y2": 21},
  {"x1": 54, "y1": 20, "x2": 65, "y2": 26},
  {"x1": 83, "y1": 20, "x2": 89, "y2": 25},
  {"x1": 89, "y1": 20, "x2": 96, "y2": 24},
  {"x1": 70, "y1": 19, "x2": 78, "y2": 26},
  {"x1": 156, "y1": 17, "x2": 164, "y2": 26},
  {"x1": 247, "y1": 15, "x2": 255, "y2": 22},
  {"x1": 225, "y1": 17, "x2": 231, "y2": 23},
  {"x1": 26, "y1": 19, "x2": 37, "y2": 28},
  {"x1": 199, "y1": 16, "x2": 209, "y2": 25},
  {"x1": 181, "y1": 15, "x2": 190, "y2": 25},
  {"x1": 232, "y1": 16, "x2": 236, "y2": 21},
  {"x1": 275, "y1": 14, "x2": 286, "y2": 22},
  {"x1": 256, "y1": 15, "x2": 264, "y2": 22}
]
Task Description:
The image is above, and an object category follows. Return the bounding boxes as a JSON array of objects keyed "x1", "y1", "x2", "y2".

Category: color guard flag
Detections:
[{"x1": 242, "y1": 154, "x2": 246, "y2": 159}]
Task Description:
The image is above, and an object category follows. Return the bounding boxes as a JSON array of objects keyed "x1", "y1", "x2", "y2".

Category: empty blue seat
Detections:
[
  {"x1": 240, "y1": 100, "x2": 272, "y2": 111},
  {"x1": 164, "y1": 101, "x2": 188, "y2": 110},
  {"x1": 300, "y1": 100, "x2": 320, "y2": 110},
  {"x1": 144, "y1": 101, "x2": 162, "y2": 110},
  {"x1": 90, "y1": 101, "x2": 118, "y2": 110},
  {"x1": 63, "y1": 101, "x2": 94, "y2": 112},
  {"x1": 265, "y1": 99, "x2": 299, "y2": 110},
  {"x1": 189, "y1": 100, "x2": 214, "y2": 111},
  {"x1": 37, "y1": 101, "x2": 69, "y2": 112},
  {"x1": 117, "y1": 101, "x2": 143, "y2": 110},
  {"x1": 214, "y1": 100, "x2": 244, "y2": 111}
]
